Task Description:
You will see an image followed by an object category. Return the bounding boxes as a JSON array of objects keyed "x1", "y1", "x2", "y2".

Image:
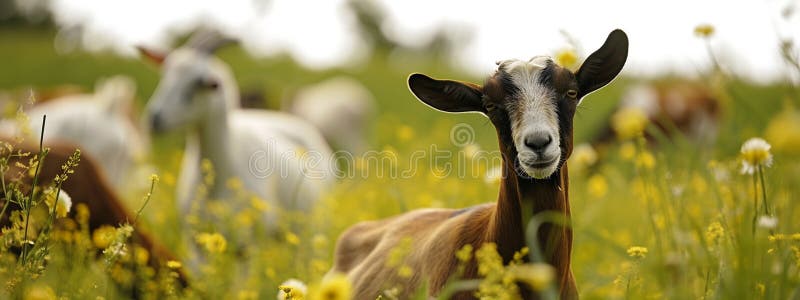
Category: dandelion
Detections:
[
  {"x1": 166, "y1": 260, "x2": 182, "y2": 269},
  {"x1": 555, "y1": 48, "x2": 579, "y2": 70},
  {"x1": 462, "y1": 143, "x2": 481, "y2": 160},
  {"x1": 740, "y1": 137, "x2": 773, "y2": 175},
  {"x1": 740, "y1": 137, "x2": 773, "y2": 232},
  {"x1": 484, "y1": 166, "x2": 503, "y2": 185},
  {"x1": 627, "y1": 246, "x2": 648, "y2": 259},
  {"x1": 509, "y1": 263, "x2": 555, "y2": 291},
  {"x1": 757, "y1": 215, "x2": 778, "y2": 229},
  {"x1": 195, "y1": 232, "x2": 227, "y2": 253},
  {"x1": 43, "y1": 187, "x2": 72, "y2": 218},
  {"x1": 694, "y1": 24, "x2": 715, "y2": 38},
  {"x1": 611, "y1": 107, "x2": 649, "y2": 140},
  {"x1": 278, "y1": 278, "x2": 307, "y2": 300},
  {"x1": 313, "y1": 273, "x2": 351, "y2": 300}
]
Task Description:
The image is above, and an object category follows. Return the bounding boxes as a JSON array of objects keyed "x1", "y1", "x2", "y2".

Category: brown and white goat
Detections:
[
  {"x1": 329, "y1": 30, "x2": 628, "y2": 299},
  {"x1": 0, "y1": 138, "x2": 187, "y2": 285}
]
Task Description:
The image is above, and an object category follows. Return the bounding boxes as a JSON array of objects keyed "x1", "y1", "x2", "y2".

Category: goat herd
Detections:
[{"x1": 0, "y1": 29, "x2": 720, "y2": 299}]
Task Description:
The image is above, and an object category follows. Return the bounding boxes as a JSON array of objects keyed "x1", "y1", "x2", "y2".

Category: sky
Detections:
[{"x1": 43, "y1": 0, "x2": 800, "y2": 83}]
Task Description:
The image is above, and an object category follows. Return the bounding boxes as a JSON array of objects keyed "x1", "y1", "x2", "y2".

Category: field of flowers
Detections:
[{"x1": 1, "y1": 26, "x2": 799, "y2": 299}]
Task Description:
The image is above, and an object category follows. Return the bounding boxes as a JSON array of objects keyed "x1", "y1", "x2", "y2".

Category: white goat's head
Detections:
[{"x1": 140, "y1": 32, "x2": 238, "y2": 133}]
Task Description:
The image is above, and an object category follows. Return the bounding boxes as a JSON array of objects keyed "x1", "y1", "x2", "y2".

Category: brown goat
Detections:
[
  {"x1": 0, "y1": 137, "x2": 187, "y2": 285},
  {"x1": 330, "y1": 30, "x2": 629, "y2": 299},
  {"x1": 592, "y1": 81, "x2": 720, "y2": 144}
]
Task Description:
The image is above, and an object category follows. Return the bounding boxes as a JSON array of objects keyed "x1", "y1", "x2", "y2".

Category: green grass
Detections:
[{"x1": 1, "y1": 26, "x2": 799, "y2": 299}]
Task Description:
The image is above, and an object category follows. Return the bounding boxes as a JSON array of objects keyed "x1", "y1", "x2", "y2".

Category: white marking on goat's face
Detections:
[
  {"x1": 145, "y1": 48, "x2": 231, "y2": 133},
  {"x1": 496, "y1": 56, "x2": 563, "y2": 179}
]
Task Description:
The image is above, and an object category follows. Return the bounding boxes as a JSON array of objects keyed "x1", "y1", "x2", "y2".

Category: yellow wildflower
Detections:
[
  {"x1": 92, "y1": 225, "x2": 117, "y2": 249},
  {"x1": 237, "y1": 290, "x2": 258, "y2": 300},
  {"x1": 756, "y1": 283, "x2": 765, "y2": 296},
  {"x1": 705, "y1": 221, "x2": 725, "y2": 244},
  {"x1": 397, "y1": 265, "x2": 413, "y2": 278},
  {"x1": 133, "y1": 245, "x2": 149, "y2": 265},
  {"x1": 510, "y1": 263, "x2": 555, "y2": 291},
  {"x1": 166, "y1": 260, "x2": 182, "y2": 269},
  {"x1": 611, "y1": 107, "x2": 649, "y2": 140},
  {"x1": 694, "y1": 24, "x2": 715, "y2": 38},
  {"x1": 396, "y1": 125, "x2": 415, "y2": 142},
  {"x1": 635, "y1": 151, "x2": 656, "y2": 170},
  {"x1": 587, "y1": 174, "x2": 608, "y2": 198},
  {"x1": 313, "y1": 273, "x2": 351, "y2": 300},
  {"x1": 765, "y1": 105, "x2": 800, "y2": 153},
  {"x1": 555, "y1": 48, "x2": 579, "y2": 70},
  {"x1": 285, "y1": 232, "x2": 301, "y2": 246},
  {"x1": 739, "y1": 137, "x2": 773, "y2": 174},
  {"x1": 312, "y1": 234, "x2": 329, "y2": 251},
  {"x1": 195, "y1": 232, "x2": 227, "y2": 253},
  {"x1": 627, "y1": 246, "x2": 648, "y2": 259},
  {"x1": 456, "y1": 244, "x2": 473, "y2": 263},
  {"x1": 790, "y1": 246, "x2": 800, "y2": 265},
  {"x1": 23, "y1": 284, "x2": 56, "y2": 300},
  {"x1": 618, "y1": 142, "x2": 637, "y2": 161}
]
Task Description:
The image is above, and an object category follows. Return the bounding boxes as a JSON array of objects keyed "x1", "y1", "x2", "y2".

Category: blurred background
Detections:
[{"x1": 1, "y1": 0, "x2": 800, "y2": 299}]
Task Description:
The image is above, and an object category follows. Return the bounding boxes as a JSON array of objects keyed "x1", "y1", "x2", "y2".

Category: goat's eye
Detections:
[
  {"x1": 201, "y1": 79, "x2": 219, "y2": 90},
  {"x1": 567, "y1": 89, "x2": 578, "y2": 98},
  {"x1": 484, "y1": 102, "x2": 496, "y2": 111}
]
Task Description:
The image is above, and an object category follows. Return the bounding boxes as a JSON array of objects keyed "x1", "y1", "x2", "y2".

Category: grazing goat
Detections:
[
  {"x1": 0, "y1": 137, "x2": 187, "y2": 285},
  {"x1": 287, "y1": 76, "x2": 376, "y2": 154},
  {"x1": 330, "y1": 30, "x2": 629, "y2": 299},
  {"x1": 594, "y1": 81, "x2": 719, "y2": 144},
  {"x1": 0, "y1": 76, "x2": 147, "y2": 188},
  {"x1": 140, "y1": 32, "x2": 335, "y2": 233}
]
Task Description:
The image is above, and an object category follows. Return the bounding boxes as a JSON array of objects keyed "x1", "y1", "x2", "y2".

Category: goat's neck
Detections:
[
  {"x1": 488, "y1": 141, "x2": 572, "y2": 282},
  {"x1": 193, "y1": 96, "x2": 236, "y2": 198}
]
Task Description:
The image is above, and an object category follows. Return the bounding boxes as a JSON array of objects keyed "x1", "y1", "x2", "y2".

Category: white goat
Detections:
[
  {"x1": 287, "y1": 76, "x2": 375, "y2": 154},
  {"x1": 0, "y1": 75, "x2": 146, "y2": 188},
  {"x1": 141, "y1": 33, "x2": 335, "y2": 232}
]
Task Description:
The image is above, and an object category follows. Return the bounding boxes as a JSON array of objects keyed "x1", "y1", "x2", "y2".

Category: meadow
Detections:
[{"x1": 1, "y1": 25, "x2": 799, "y2": 299}]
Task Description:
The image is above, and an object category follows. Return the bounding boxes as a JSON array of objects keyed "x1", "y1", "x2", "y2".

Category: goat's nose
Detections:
[
  {"x1": 524, "y1": 133, "x2": 552, "y2": 152},
  {"x1": 150, "y1": 113, "x2": 163, "y2": 132}
]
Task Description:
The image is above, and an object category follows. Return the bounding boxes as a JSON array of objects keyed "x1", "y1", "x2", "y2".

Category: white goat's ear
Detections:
[
  {"x1": 407, "y1": 73, "x2": 485, "y2": 113},
  {"x1": 575, "y1": 29, "x2": 629, "y2": 100},
  {"x1": 137, "y1": 46, "x2": 167, "y2": 66}
]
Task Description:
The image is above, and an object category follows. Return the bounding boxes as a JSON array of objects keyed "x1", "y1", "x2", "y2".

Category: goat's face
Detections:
[
  {"x1": 409, "y1": 30, "x2": 628, "y2": 179},
  {"x1": 145, "y1": 48, "x2": 231, "y2": 133}
]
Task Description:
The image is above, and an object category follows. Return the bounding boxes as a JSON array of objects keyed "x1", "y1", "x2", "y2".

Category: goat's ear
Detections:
[
  {"x1": 407, "y1": 73, "x2": 485, "y2": 113},
  {"x1": 137, "y1": 46, "x2": 167, "y2": 66},
  {"x1": 575, "y1": 29, "x2": 628, "y2": 100}
]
